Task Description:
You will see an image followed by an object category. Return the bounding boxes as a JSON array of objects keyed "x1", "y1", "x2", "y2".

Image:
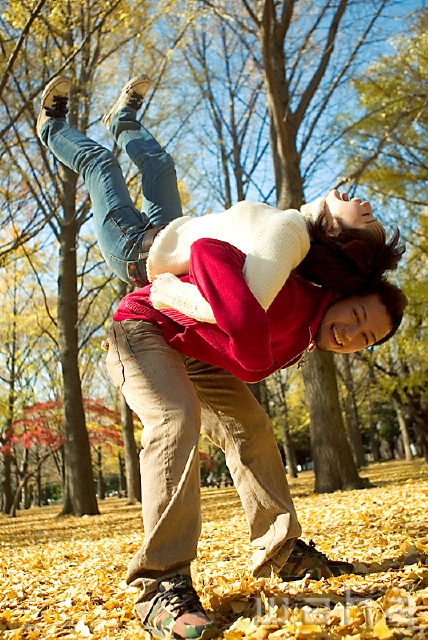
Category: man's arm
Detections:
[{"x1": 187, "y1": 238, "x2": 275, "y2": 372}]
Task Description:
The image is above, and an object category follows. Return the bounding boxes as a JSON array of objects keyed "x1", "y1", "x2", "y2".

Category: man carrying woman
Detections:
[{"x1": 37, "y1": 75, "x2": 406, "y2": 640}]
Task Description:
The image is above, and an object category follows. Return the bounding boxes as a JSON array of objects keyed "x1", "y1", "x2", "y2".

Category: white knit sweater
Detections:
[{"x1": 148, "y1": 198, "x2": 326, "y2": 323}]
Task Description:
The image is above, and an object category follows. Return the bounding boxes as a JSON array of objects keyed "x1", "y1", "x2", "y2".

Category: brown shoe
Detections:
[
  {"x1": 36, "y1": 76, "x2": 70, "y2": 139},
  {"x1": 102, "y1": 75, "x2": 151, "y2": 130},
  {"x1": 136, "y1": 575, "x2": 218, "y2": 639}
]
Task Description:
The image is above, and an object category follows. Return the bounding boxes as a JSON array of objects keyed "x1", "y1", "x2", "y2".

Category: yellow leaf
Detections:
[
  {"x1": 373, "y1": 617, "x2": 394, "y2": 639},
  {"x1": 75, "y1": 618, "x2": 92, "y2": 637}
]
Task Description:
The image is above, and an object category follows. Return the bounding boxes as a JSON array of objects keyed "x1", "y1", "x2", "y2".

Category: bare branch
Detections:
[
  {"x1": 299, "y1": 0, "x2": 390, "y2": 155},
  {"x1": 0, "y1": 0, "x2": 47, "y2": 98},
  {"x1": 294, "y1": 0, "x2": 348, "y2": 127}
]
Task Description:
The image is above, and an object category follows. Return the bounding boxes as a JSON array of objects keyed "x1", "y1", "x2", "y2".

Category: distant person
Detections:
[{"x1": 205, "y1": 472, "x2": 217, "y2": 489}]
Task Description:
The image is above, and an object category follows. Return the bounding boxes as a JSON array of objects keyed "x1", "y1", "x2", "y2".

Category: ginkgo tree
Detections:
[
  {"x1": 339, "y1": 10, "x2": 428, "y2": 212},
  {"x1": 0, "y1": 0, "x2": 194, "y2": 516},
  {"x1": 0, "y1": 243, "x2": 58, "y2": 514},
  {"x1": 337, "y1": 7, "x2": 428, "y2": 455}
]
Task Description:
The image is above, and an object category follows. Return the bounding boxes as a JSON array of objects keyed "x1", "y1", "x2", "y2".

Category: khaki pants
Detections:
[{"x1": 106, "y1": 320, "x2": 301, "y2": 611}]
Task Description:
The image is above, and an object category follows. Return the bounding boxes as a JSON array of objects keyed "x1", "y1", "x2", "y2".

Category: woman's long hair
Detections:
[{"x1": 297, "y1": 213, "x2": 405, "y2": 295}]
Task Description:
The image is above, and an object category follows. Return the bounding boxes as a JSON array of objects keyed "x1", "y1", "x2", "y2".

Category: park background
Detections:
[{"x1": 1, "y1": 0, "x2": 428, "y2": 637}]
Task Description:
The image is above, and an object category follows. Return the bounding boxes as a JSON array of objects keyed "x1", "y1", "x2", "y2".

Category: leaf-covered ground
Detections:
[{"x1": 2, "y1": 460, "x2": 428, "y2": 639}]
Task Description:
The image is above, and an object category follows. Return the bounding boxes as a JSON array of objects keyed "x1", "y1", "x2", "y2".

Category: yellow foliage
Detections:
[{"x1": 1, "y1": 460, "x2": 428, "y2": 638}]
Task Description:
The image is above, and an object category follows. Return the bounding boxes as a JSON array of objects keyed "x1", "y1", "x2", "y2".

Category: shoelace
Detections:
[
  {"x1": 127, "y1": 91, "x2": 144, "y2": 111},
  {"x1": 295, "y1": 539, "x2": 329, "y2": 561},
  {"x1": 45, "y1": 95, "x2": 69, "y2": 118},
  {"x1": 157, "y1": 579, "x2": 205, "y2": 616}
]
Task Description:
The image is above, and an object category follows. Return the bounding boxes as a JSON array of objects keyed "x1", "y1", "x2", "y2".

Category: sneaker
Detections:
[
  {"x1": 36, "y1": 76, "x2": 70, "y2": 139},
  {"x1": 279, "y1": 539, "x2": 354, "y2": 581},
  {"x1": 137, "y1": 575, "x2": 218, "y2": 640},
  {"x1": 102, "y1": 75, "x2": 151, "y2": 129}
]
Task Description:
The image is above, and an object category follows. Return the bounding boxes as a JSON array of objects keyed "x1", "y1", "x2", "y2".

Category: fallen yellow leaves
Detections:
[{"x1": 1, "y1": 460, "x2": 428, "y2": 638}]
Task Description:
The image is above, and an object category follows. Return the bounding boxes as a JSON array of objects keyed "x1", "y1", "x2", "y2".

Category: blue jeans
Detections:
[{"x1": 40, "y1": 109, "x2": 182, "y2": 285}]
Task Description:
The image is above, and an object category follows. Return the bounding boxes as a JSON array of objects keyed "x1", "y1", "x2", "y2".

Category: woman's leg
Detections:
[
  {"x1": 37, "y1": 77, "x2": 152, "y2": 285},
  {"x1": 104, "y1": 77, "x2": 183, "y2": 226}
]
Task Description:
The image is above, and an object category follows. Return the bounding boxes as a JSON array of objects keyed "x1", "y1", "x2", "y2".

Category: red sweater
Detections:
[{"x1": 113, "y1": 238, "x2": 332, "y2": 383}]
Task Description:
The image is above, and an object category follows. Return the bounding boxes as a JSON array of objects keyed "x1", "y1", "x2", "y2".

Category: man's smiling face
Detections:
[{"x1": 315, "y1": 293, "x2": 392, "y2": 353}]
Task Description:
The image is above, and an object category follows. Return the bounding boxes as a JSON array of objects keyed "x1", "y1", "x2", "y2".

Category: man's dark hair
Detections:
[
  {"x1": 369, "y1": 279, "x2": 408, "y2": 346},
  {"x1": 298, "y1": 213, "x2": 405, "y2": 295}
]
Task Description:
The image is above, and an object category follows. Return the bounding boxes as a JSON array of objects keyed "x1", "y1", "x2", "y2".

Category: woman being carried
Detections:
[{"x1": 36, "y1": 75, "x2": 404, "y2": 327}]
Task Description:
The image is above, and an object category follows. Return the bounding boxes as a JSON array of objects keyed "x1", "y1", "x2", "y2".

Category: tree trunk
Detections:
[
  {"x1": 415, "y1": 428, "x2": 428, "y2": 461},
  {"x1": 257, "y1": 9, "x2": 304, "y2": 210},
  {"x1": 120, "y1": 393, "x2": 141, "y2": 504},
  {"x1": 58, "y1": 173, "x2": 98, "y2": 516},
  {"x1": 407, "y1": 392, "x2": 428, "y2": 437},
  {"x1": 269, "y1": 371, "x2": 298, "y2": 478},
  {"x1": 247, "y1": 381, "x2": 269, "y2": 414},
  {"x1": 36, "y1": 463, "x2": 42, "y2": 507},
  {"x1": 2, "y1": 446, "x2": 13, "y2": 514},
  {"x1": 366, "y1": 363, "x2": 380, "y2": 462},
  {"x1": 24, "y1": 482, "x2": 32, "y2": 509},
  {"x1": 96, "y1": 446, "x2": 105, "y2": 500},
  {"x1": 302, "y1": 350, "x2": 364, "y2": 493},
  {"x1": 9, "y1": 452, "x2": 50, "y2": 517},
  {"x1": 392, "y1": 393, "x2": 413, "y2": 461},
  {"x1": 9, "y1": 480, "x2": 23, "y2": 518},
  {"x1": 341, "y1": 354, "x2": 366, "y2": 467},
  {"x1": 368, "y1": 417, "x2": 380, "y2": 462},
  {"x1": 2, "y1": 298, "x2": 18, "y2": 514},
  {"x1": 282, "y1": 422, "x2": 298, "y2": 479},
  {"x1": 118, "y1": 450, "x2": 127, "y2": 498}
]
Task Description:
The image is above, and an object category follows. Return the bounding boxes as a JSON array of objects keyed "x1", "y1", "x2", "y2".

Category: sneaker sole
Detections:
[
  {"x1": 102, "y1": 75, "x2": 151, "y2": 128},
  {"x1": 144, "y1": 622, "x2": 218, "y2": 640}
]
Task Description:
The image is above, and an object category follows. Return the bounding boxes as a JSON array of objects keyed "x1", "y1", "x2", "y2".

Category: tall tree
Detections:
[
  {"x1": 337, "y1": 354, "x2": 366, "y2": 468},
  {"x1": 202, "y1": 0, "x2": 403, "y2": 490},
  {"x1": 120, "y1": 394, "x2": 141, "y2": 504},
  {"x1": 302, "y1": 348, "x2": 363, "y2": 492},
  {"x1": 339, "y1": 10, "x2": 428, "y2": 212},
  {"x1": 268, "y1": 371, "x2": 298, "y2": 478},
  {"x1": 337, "y1": 10, "x2": 428, "y2": 457},
  {"x1": 0, "y1": 0, "x2": 177, "y2": 514},
  {"x1": 391, "y1": 391, "x2": 413, "y2": 461},
  {"x1": 0, "y1": 248, "x2": 53, "y2": 512}
]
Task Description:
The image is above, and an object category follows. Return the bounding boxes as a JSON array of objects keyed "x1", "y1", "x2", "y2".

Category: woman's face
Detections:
[{"x1": 325, "y1": 189, "x2": 384, "y2": 238}]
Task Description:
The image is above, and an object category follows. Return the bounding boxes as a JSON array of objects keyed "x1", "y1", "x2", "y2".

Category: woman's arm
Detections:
[
  {"x1": 150, "y1": 272, "x2": 216, "y2": 323},
  {"x1": 243, "y1": 213, "x2": 310, "y2": 311}
]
